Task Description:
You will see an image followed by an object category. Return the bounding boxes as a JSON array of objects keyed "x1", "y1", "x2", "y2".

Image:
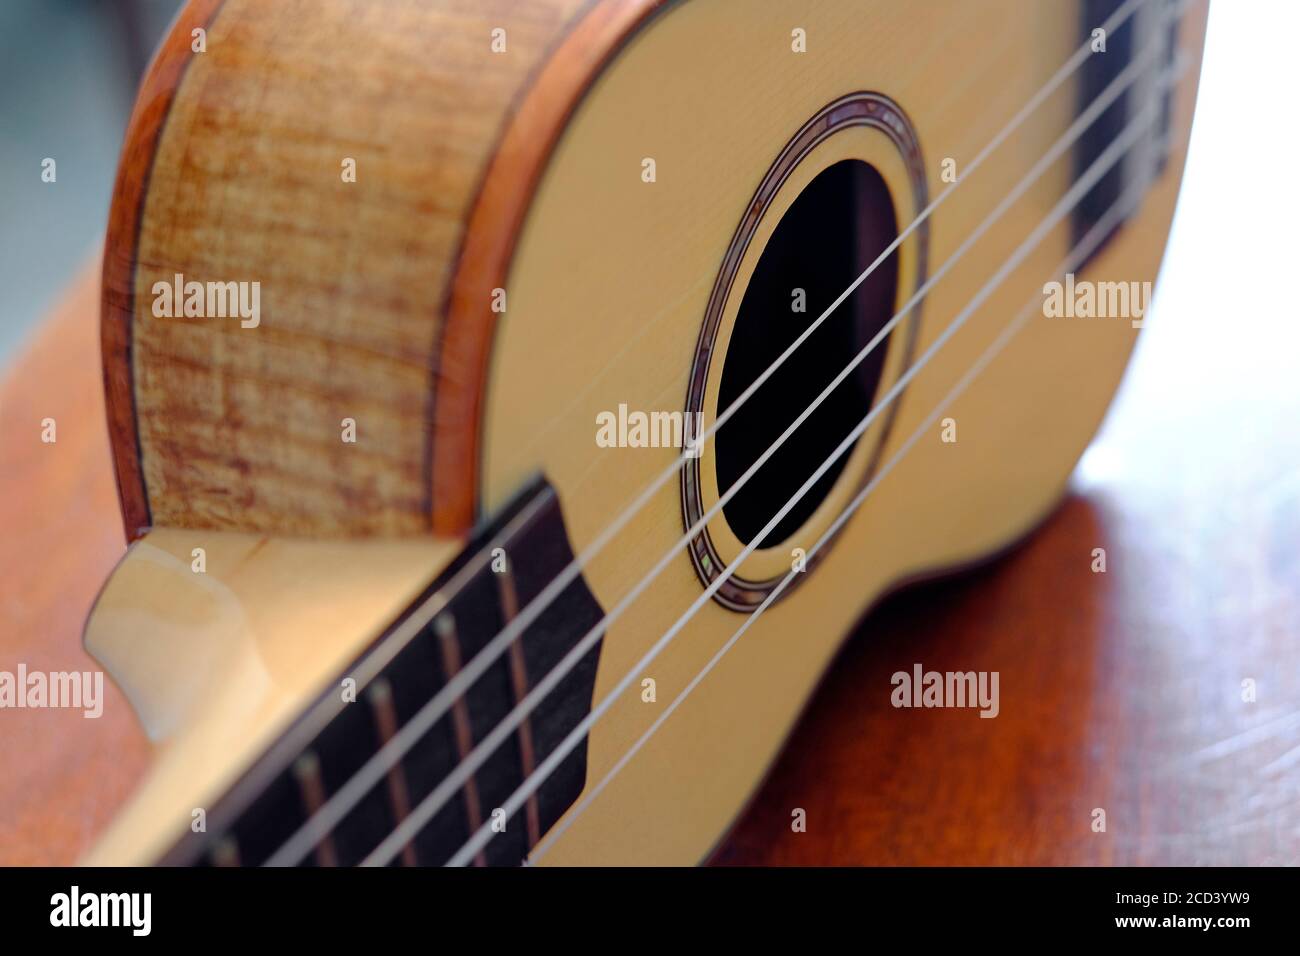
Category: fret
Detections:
[
  {"x1": 498, "y1": 565, "x2": 543, "y2": 849},
  {"x1": 1073, "y1": 0, "x2": 1181, "y2": 264},
  {"x1": 433, "y1": 613, "x2": 489, "y2": 868},
  {"x1": 167, "y1": 478, "x2": 607, "y2": 867},
  {"x1": 367, "y1": 679, "x2": 418, "y2": 867},
  {"x1": 291, "y1": 752, "x2": 338, "y2": 867}
]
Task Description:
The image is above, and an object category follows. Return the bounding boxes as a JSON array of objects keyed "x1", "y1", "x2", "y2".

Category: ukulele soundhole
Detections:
[
  {"x1": 682, "y1": 93, "x2": 930, "y2": 612},
  {"x1": 718, "y1": 159, "x2": 899, "y2": 547}
]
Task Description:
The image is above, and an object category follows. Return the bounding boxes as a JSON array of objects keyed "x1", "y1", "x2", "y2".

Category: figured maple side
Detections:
[
  {"x1": 104, "y1": 0, "x2": 613, "y2": 540},
  {"x1": 102, "y1": 0, "x2": 222, "y2": 540}
]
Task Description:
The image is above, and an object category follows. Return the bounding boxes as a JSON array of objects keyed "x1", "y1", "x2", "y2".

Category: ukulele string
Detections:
[
  {"x1": 381, "y1": 76, "x2": 1181, "y2": 869},
  {"x1": 266, "y1": 0, "x2": 1168, "y2": 867},
  {"x1": 435, "y1": 96, "x2": 1171, "y2": 869},
  {"x1": 271, "y1": 5, "x2": 1172, "y2": 867},
  {"x1": 470, "y1": 0, "x2": 1157, "y2": 579},
  {"x1": 525, "y1": 170, "x2": 1152, "y2": 864}
]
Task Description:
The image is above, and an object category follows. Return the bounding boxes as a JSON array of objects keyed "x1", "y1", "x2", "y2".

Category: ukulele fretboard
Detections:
[{"x1": 161, "y1": 478, "x2": 606, "y2": 867}]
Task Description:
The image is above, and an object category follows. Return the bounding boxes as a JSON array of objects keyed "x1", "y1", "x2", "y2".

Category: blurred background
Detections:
[{"x1": 0, "y1": 0, "x2": 181, "y2": 360}]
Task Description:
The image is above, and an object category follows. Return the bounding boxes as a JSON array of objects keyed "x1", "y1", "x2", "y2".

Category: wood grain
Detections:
[
  {"x1": 0, "y1": 259, "x2": 148, "y2": 865},
  {"x1": 102, "y1": 0, "x2": 224, "y2": 540},
  {"x1": 435, "y1": 0, "x2": 664, "y2": 533},
  {"x1": 111, "y1": 0, "x2": 594, "y2": 539},
  {"x1": 716, "y1": 483, "x2": 1299, "y2": 865}
]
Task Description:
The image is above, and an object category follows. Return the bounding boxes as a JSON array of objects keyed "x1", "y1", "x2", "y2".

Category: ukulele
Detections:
[{"x1": 82, "y1": 0, "x2": 1208, "y2": 866}]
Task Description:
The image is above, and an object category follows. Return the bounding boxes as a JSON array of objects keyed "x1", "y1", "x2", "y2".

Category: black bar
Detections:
[{"x1": 0, "y1": 866, "x2": 1283, "y2": 941}]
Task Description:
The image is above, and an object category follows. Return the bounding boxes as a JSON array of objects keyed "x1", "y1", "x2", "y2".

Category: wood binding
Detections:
[
  {"x1": 434, "y1": 0, "x2": 668, "y2": 533},
  {"x1": 102, "y1": 0, "x2": 225, "y2": 541},
  {"x1": 102, "y1": 0, "x2": 651, "y2": 541}
]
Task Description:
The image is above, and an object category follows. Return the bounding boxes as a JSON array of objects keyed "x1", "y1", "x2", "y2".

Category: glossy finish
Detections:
[
  {"x1": 718, "y1": 13, "x2": 1300, "y2": 858},
  {"x1": 436, "y1": 0, "x2": 667, "y2": 533},
  {"x1": 101, "y1": 0, "x2": 222, "y2": 541}
]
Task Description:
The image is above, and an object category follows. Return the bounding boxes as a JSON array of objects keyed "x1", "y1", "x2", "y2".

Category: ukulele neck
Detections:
[{"x1": 155, "y1": 478, "x2": 607, "y2": 867}]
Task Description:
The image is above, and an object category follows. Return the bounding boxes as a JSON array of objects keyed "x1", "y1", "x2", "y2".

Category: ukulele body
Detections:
[{"x1": 86, "y1": 0, "x2": 1208, "y2": 865}]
